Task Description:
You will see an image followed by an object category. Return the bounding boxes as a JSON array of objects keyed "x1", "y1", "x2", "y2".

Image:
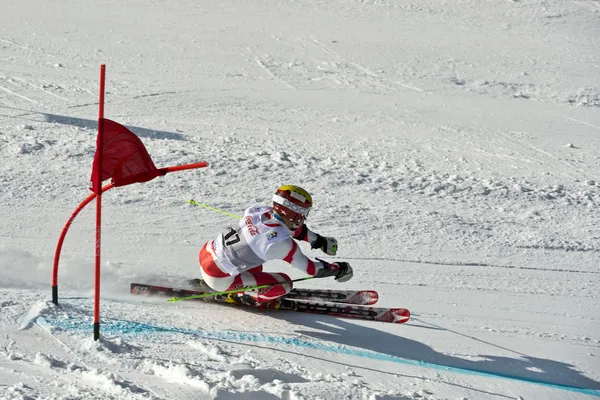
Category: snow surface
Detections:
[{"x1": 1, "y1": 0, "x2": 600, "y2": 398}]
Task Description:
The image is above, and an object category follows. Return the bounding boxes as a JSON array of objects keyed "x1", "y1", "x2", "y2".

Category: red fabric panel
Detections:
[
  {"x1": 283, "y1": 240, "x2": 297, "y2": 263},
  {"x1": 199, "y1": 242, "x2": 230, "y2": 278},
  {"x1": 247, "y1": 265, "x2": 264, "y2": 273},
  {"x1": 90, "y1": 118, "x2": 163, "y2": 193},
  {"x1": 242, "y1": 272, "x2": 292, "y2": 303},
  {"x1": 293, "y1": 224, "x2": 309, "y2": 241},
  {"x1": 305, "y1": 259, "x2": 316, "y2": 276}
]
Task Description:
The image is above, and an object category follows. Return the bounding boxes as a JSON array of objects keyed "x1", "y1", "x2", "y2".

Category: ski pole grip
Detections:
[{"x1": 314, "y1": 258, "x2": 339, "y2": 278}]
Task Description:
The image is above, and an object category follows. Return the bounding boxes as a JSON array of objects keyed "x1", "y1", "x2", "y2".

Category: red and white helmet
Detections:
[{"x1": 272, "y1": 185, "x2": 312, "y2": 225}]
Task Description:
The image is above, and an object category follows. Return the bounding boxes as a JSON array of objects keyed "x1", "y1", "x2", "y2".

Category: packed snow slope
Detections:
[{"x1": 1, "y1": 0, "x2": 599, "y2": 399}]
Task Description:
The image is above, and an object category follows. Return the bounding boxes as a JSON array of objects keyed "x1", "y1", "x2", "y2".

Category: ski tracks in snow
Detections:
[
  {"x1": 0, "y1": 297, "x2": 158, "y2": 399},
  {"x1": 0, "y1": 35, "x2": 97, "y2": 118},
  {"x1": 253, "y1": 36, "x2": 424, "y2": 94},
  {"x1": 2, "y1": 293, "x2": 415, "y2": 400},
  {"x1": 2, "y1": 290, "x2": 598, "y2": 399},
  {"x1": 0, "y1": 72, "x2": 77, "y2": 110}
]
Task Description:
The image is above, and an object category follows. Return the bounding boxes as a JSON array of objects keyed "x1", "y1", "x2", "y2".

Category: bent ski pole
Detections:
[{"x1": 168, "y1": 276, "x2": 316, "y2": 303}]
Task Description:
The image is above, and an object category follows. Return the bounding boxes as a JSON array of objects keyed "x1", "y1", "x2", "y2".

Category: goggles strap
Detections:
[{"x1": 273, "y1": 194, "x2": 310, "y2": 217}]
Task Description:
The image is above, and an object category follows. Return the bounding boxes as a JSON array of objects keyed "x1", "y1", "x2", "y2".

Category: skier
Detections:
[{"x1": 197, "y1": 185, "x2": 353, "y2": 306}]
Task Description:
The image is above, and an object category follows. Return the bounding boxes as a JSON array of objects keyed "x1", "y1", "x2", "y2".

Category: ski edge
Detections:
[
  {"x1": 284, "y1": 289, "x2": 378, "y2": 305},
  {"x1": 283, "y1": 300, "x2": 410, "y2": 324},
  {"x1": 130, "y1": 283, "x2": 410, "y2": 324},
  {"x1": 130, "y1": 282, "x2": 378, "y2": 305}
]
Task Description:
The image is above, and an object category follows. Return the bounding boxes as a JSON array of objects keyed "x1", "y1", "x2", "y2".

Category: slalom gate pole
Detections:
[
  {"x1": 52, "y1": 183, "x2": 114, "y2": 305},
  {"x1": 93, "y1": 64, "x2": 106, "y2": 341},
  {"x1": 168, "y1": 276, "x2": 316, "y2": 302},
  {"x1": 52, "y1": 165, "x2": 209, "y2": 307}
]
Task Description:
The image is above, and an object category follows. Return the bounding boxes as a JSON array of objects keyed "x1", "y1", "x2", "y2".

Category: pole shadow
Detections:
[
  {"x1": 42, "y1": 113, "x2": 188, "y2": 141},
  {"x1": 0, "y1": 106, "x2": 187, "y2": 141}
]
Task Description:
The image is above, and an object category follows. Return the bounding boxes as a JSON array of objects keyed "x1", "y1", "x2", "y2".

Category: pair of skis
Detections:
[{"x1": 130, "y1": 282, "x2": 410, "y2": 324}]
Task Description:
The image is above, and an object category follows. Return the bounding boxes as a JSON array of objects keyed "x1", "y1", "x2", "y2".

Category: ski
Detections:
[
  {"x1": 284, "y1": 288, "x2": 378, "y2": 305},
  {"x1": 205, "y1": 294, "x2": 409, "y2": 324},
  {"x1": 270, "y1": 298, "x2": 410, "y2": 324},
  {"x1": 130, "y1": 283, "x2": 409, "y2": 324},
  {"x1": 132, "y1": 281, "x2": 378, "y2": 306},
  {"x1": 185, "y1": 278, "x2": 378, "y2": 305},
  {"x1": 131, "y1": 283, "x2": 207, "y2": 299}
]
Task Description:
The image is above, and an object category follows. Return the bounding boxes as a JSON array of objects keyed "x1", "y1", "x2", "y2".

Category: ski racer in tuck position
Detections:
[{"x1": 198, "y1": 185, "x2": 353, "y2": 306}]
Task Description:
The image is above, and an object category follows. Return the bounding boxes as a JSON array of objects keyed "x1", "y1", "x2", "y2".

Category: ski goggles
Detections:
[{"x1": 273, "y1": 195, "x2": 311, "y2": 219}]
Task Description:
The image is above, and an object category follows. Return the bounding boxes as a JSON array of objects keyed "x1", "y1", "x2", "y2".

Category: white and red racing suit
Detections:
[{"x1": 198, "y1": 206, "x2": 329, "y2": 302}]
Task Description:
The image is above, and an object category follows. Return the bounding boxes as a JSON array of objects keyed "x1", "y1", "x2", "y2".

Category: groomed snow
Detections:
[{"x1": 1, "y1": 0, "x2": 599, "y2": 399}]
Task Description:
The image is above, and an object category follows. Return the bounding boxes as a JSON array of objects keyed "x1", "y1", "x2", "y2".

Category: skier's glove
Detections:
[
  {"x1": 315, "y1": 260, "x2": 353, "y2": 282},
  {"x1": 311, "y1": 234, "x2": 338, "y2": 256},
  {"x1": 332, "y1": 262, "x2": 353, "y2": 282}
]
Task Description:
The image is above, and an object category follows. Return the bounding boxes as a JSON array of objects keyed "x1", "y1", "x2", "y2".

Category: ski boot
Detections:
[
  {"x1": 187, "y1": 278, "x2": 213, "y2": 291},
  {"x1": 226, "y1": 293, "x2": 280, "y2": 309},
  {"x1": 225, "y1": 292, "x2": 258, "y2": 306}
]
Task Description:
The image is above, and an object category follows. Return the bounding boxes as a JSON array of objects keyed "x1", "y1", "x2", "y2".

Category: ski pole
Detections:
[
  {"x1": 168, "y1": 276, "x2": 316, "y2": 303},
  {"x1": 188, "y1": 199, "x2": 240, "y2": 219}
]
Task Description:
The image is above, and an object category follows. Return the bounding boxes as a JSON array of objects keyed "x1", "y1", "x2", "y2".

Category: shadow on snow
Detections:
[
  {"x1": 44, "y1": 299, "x2": 600, "y2": 396},
  {"x1": 42, "y1": 113, "x2": 187, "y2": 141},
  {"x1": 0, "y1": 106, "x2": 187, "y2": 141},
  {"x1": 266, "y1": 310, "x2": 600, "y2": 393}
]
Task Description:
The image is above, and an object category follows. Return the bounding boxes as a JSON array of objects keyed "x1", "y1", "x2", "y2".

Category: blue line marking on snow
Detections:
[{"x1": 48, "y1": 317, "x2": 600, "y2": 397}]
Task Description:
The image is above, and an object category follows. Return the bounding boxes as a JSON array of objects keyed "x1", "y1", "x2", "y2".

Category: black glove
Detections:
[
  {"x1": 315, "y1": 259, "x2": 353, "y2": 282},
  {"x1": 333, "y1": 262, "x2": 353, "y2": 282},
  {"x1": 311, "y1": 234, "x2": 338, "y2": 256}
]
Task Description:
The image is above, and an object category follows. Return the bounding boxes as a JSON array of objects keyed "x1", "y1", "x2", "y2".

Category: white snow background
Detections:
[{"x1": 1, "y1": 0, "x2": 600, "y2": 399}]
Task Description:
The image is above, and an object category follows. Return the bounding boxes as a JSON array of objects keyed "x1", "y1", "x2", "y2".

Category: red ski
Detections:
[
  {"x1": 134, "y1": 281, "x2": 378, "y2": 306},
  {"x1": 276, "y1": 299, "x2": 410, "y2": 324},
  {"x1": 275, "y1": 288, "x2": 377, "y2": 305},
  {"x1": 130, "y1": 283, "x2": 409, "y2": 324}
]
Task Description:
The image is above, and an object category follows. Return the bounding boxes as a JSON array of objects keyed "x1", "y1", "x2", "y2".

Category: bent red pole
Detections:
[
  {"x1": 51, "y1": 161, "x2": 209, "y2": 306},
  {"x1": 52, "y1": 183, "x2": 114, "y2": 305}
]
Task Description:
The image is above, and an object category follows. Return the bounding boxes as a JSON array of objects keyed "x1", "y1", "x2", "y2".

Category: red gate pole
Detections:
[
  {"x1": 94, "y1": 64, "x2": 106, "y2": 341},
  {"x1": 52, "y1": 184, "x2": 114, "y2": 305},
  {"x1": 52, "y1": 165, "x2": 208, "y2": 306},
  {"x1": 158, "y1": 161, "x2": 209, "y2": 174}
]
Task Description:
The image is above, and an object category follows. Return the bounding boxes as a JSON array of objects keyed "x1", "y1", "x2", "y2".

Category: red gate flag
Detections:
[{"x1": 90, "y1": 118, "x2": 164, "y2": 194}]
